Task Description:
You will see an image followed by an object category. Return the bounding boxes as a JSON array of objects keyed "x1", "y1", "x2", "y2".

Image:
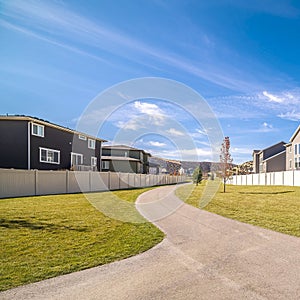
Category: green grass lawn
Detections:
[
  {"x1": 176, "y1": 182, "x2": 300, "y2": 237},
  {"x1": 0, "y1": 188, "x2": 164, "y2": 291}
]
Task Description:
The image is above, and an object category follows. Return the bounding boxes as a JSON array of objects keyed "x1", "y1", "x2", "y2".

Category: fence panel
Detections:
[
  {"x1": 0, "y1": 169, "x2": 187, "y2": 199},
  {"x1": 231, "y1": 170, "x2": 300, "y2": 187},
  {"x1": 0, "y1": 169, "x2": 35, "y2": 198},
  {"x1": 274, "y1": 172, "x2": 283, "y2": 185},
  {"x1": 109, "y1": 172, "x2": 120, "y2": 190},
  {"x1": 37, "y1": 171, "x2": 67, "y2": 195},
  {"x1": 294, "y1": 171, "x2": 300, "y2": 186},
  {"x1": 69, "y1": 171, "x2": 90, "y2": 193},
  {"x1": 284, "y1": 171, "x2": 294, "y2": 186},
  {"x1": 119, "y1": 173, "x2": 129, "y2": 189},
  {"x1": 90, "y1": 172, "x2": 109, "y2": 191}
]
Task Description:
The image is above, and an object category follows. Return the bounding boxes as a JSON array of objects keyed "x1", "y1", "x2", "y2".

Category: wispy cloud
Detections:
[
  {"x1": 134, "y1": 101, "x2": 165, "y2": 126},
  {"x1": 262, "y1": 91, "x2": 284, "y2": 103},
  {"x1": 0, "y1": 0, "x2": 289, "y2": 93},
  {"x1": 250, "y1": 122, "x2": 277, "y2": 133},
  {"x1": 278, "y1": 110, "x2": 300, "y2": 121},
  {"x1": 167, "y1": 128, "x2": 185, "y2": 136},
  {"x1": 148, "y1": 141, "x2": 166, "y2": 147}
]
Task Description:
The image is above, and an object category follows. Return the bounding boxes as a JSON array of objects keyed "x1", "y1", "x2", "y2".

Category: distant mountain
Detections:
[{"x1": 149, "y1": 157, "x2": 224, "y2": 175}]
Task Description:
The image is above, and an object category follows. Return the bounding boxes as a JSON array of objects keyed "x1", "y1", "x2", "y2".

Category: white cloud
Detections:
[
  {"x1": 231, "y1": 147, "x2": 253, "y2": 155},
  {"x1": 167, "y1": 128, "x2": 184, "y2": 136},
  {"x1": 134, "y1": 101, "x2": 165, "y2": 125},
  {"x1": 262, "y1": 91, "x2": 284, "y2": 103},
  {"x1": 116, "y1": 120, "x2": 141, "y2": 131},
  {"x1": 278, "y1": 110, "x2": 300, "y2": 121},
  {"x1": 148, "y1": 141, "x2": 166, "y2": 147}
]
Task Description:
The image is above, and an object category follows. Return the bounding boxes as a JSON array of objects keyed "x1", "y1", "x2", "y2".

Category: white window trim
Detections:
[
  {"x1": 91, "y1": 156, "x2": 97, "y2": 166},
  {"x1": 71, "y1": 152, "x2": 83, "y2": 165},
  {"x1": 39, "y1": 147, "x2": 60, "y2": 164},
  {"x1": 32, "y1": 123, "x2": 44, "y2": 137},
  {"x1": 78, "y1": 134, "x2": 87, "y2": 141},
  {"x1": 102, "y1": 161, "x2": 109, "y2": 169},
  {"x1": 88, "y1": 138, "x2": 96, "y2": 149}
]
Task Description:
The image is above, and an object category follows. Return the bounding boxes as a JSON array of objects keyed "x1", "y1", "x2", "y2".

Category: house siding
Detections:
[
  {"x1": 265, "y1": 152, "x2": 286, "y2": 173},
  {"x1": 102, "y1": 146, "x2": 150, "y2": 174},
  {"x1": 253, "y1": 142, "x2": 286, "y2": 173},
  {"x1": 286, "y1": 144, "x2": 293, "y2": 170},
  {"x1": 290, "y1": 127, "x2": 300, "y2": 170},
  {"x1": 0, "y1": 120, "x2": 28, "y2": 169},
  {"x1": 0, "y1": 117, "x2": 103, "y2": 171}
]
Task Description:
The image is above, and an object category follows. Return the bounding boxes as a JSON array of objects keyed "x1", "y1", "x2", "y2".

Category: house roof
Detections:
[
  {"x1": 290, "y1": 125, "x2": 300, "y2": 142},
  {"x1": 102, "y1": 144, "x2": 151, "y2": 156},
  {"x1": 256, "y1": 141, "x2": 286, "y2": 154},
  {"x1": 0, "y1": 115, "x2": 107, "y2": 142},
  {"x1": 262, "y1": 150, "x2": 286, "y2": 162}
]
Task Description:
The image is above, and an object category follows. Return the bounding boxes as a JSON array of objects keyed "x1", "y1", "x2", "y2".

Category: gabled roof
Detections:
[
  {"x1": 290, "y1": 125, "x2": 300, "y2": 142},
  {"x1": 0, "y1": 115, "x2": 107, "y2": 142},
  {"x1": 256, "y1": 141, "x2": 286, "y2": 154}
]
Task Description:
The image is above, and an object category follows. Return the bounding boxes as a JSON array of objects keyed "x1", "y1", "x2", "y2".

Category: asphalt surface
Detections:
[{"x1": 1, "y1": 184, "x2": 300, "y2": 300}]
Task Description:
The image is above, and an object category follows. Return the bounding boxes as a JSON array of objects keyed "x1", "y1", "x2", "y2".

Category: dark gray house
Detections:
[
  {"x1": 252, "y1": 141, "x2": 286, "y2": 173},
  {"x1": 101, "y1": 145, "x2": 151, "y2": 174},
  {"x1": 0, "y1": 115, "x2": 106, "y2": 171}
]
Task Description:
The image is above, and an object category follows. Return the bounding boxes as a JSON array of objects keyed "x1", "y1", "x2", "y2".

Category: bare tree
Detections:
[{"x1": 220, "y1": 136, "x2": 233, "y2": 193}]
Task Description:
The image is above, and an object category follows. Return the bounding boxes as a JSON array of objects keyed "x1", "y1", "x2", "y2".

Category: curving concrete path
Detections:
[{"x1": 1, "y1": 184, "x2": 300, "y2": 300}]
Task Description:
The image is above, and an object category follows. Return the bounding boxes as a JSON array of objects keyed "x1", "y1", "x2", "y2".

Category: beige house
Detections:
[
  {"x1": 285, "y1": 125, "x2": 300, "y2": 171},
  {"x1": 253, "y1": 142, "x2": 286, "y2": 173}
]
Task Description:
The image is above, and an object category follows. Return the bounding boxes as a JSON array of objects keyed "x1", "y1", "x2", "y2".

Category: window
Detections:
[
  {"x1": 78, "y1": 134, "x2": 87, "y2": 141},
  {"x1": 91, "y1": 156, "x2": 97, "y2": 167},
  {"x1": 299, "y1": 144, "x2": 300, "y2": 155},
  {"x1": 289, "y1": 159, "x2": 292, "y2": 169},
  {"x1": 40, "y1": 147, "x2": 60, "y2": 164},
  {"x1": 88, "y1": 139, "x2": 96, "y2": 149},
  {"x1": 295, "y1": 144, "x2": 298, "y2": 155},
  {"x1": 289, "y1": 146, "x2": 292, "y2": 153},
  {"x1": 295, "y1": 158, "x2": 298, "y2": 169},
  {"x1": 71, "y1": 153, "x2": 83, "y2": 165},
  {"x1": 102, "y1": 161, "x2": 109, "y2": 169},
  {"x1": 124, "y1": 151, "x2": 128, "y2": 157},
  {"x1": 32, "y1": 123, "x2": 44, "y2": 137}
]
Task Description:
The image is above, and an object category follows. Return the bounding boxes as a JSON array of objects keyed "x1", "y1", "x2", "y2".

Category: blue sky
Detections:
[{"x1": 1, "y1": 0, "x2": 300, "y2": 163}]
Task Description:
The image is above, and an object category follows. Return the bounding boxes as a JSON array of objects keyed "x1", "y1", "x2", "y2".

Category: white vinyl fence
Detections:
[
  {"x1": 0, "y1": 169, "x2": 187, "y2": 199},
  {"x1": 229, "y1": 170, "x2": 300, "y2": 186}
]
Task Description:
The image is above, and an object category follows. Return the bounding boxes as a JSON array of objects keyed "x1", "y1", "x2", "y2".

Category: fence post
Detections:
[
  {"x1": 66, "y1": 170, "x2": 69, "y2": 194},
  {"x1": 108, "y1": 171, "x2": 111, "y2": 190},
  {"x1": 293, "y1": 170, "x2": 295, "y2": 186},
  {"x1": 89, "y1": 171, "x2": 92, "y2": 192},
  {"x1": 34, "y1": 169, "x2": 38, "y2": 196}
]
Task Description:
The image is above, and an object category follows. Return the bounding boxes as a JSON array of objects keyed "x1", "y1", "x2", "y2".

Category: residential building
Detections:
[
  {"x1": 0, "y1": 115, "x2": 106, "y2": 171},
  {"x1": 101, "y1": 145, "x2": 151, "y2": 174},
  {"x1": 285, "y1": 125, "x2": 300, "y2": 170},
  {"x1": 252, "y1": 142, "x2": 286, "y2": 173}
]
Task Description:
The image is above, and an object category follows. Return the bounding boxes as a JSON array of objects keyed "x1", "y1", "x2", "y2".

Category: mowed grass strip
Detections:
[
  {"x1": 0, "y1": 188, "x2": 164, "y2": 291},
  {"x1": 176, "y1": 182, "x2": 300, "y2": 237}
]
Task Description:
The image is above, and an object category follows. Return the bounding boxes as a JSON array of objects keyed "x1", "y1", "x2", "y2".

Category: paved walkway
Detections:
[{"x1": 1, "y1": 184, "x2": 300, "y2": 299}]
